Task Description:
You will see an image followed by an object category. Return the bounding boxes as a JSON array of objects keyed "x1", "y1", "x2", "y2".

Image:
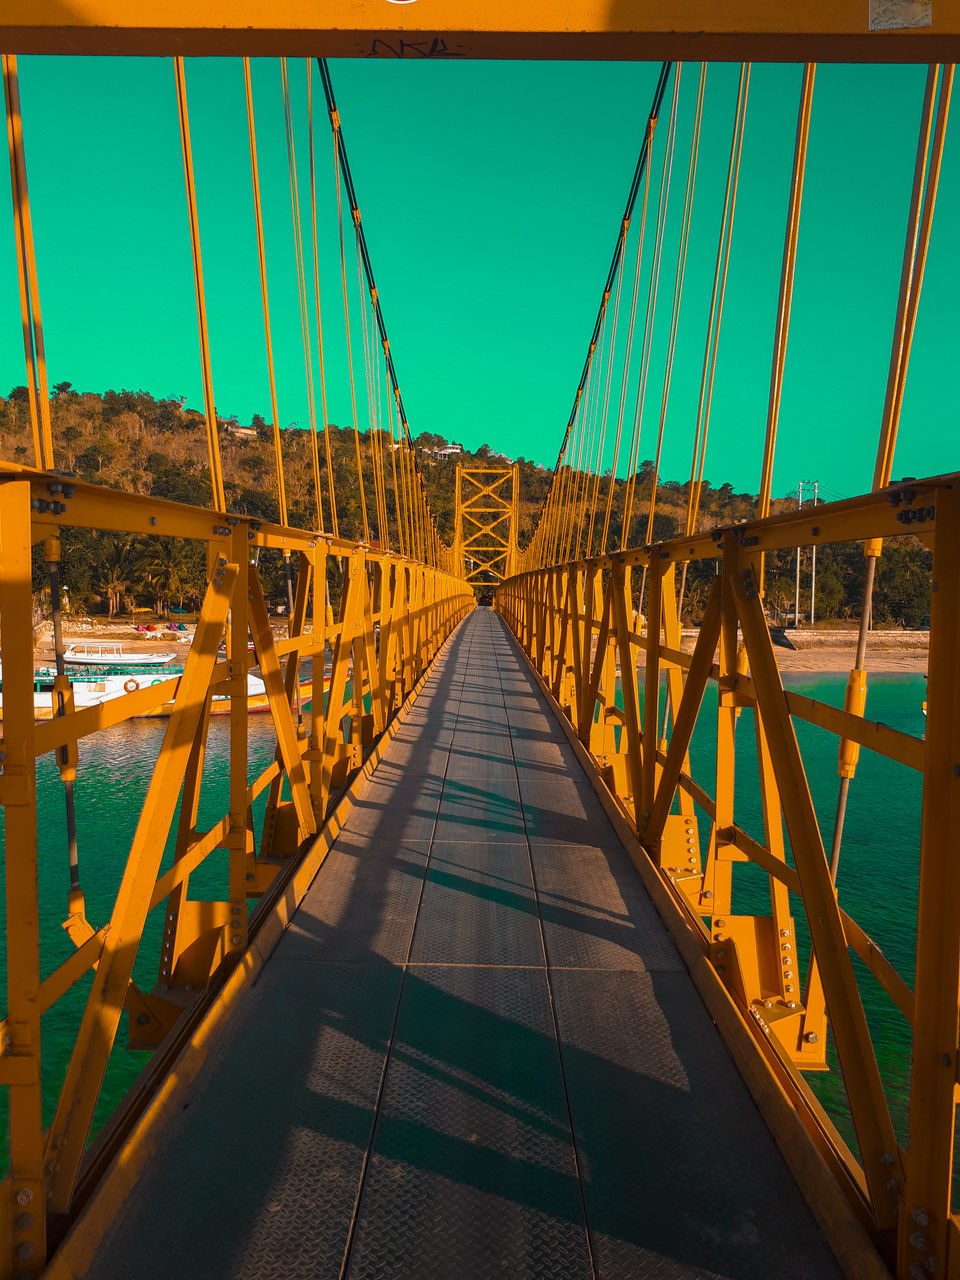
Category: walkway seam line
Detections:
[
  {"x1": 336, "y1": 615, "x2": 478, "y2": 1280},
  {"x1": 489, "y1": 612, "x2": 600, "y2": 1280}
]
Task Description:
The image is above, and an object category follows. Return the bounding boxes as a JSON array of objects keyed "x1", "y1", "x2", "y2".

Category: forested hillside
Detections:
[{"x1": 1, "y1": 385, "x2": 931, "y2": 627}]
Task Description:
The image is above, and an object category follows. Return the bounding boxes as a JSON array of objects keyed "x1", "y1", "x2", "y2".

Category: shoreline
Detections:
[
  {"x1": 36, "y1": 618, "x2": 929, "y2": 676},
  {"x1": 772, "y1": 647, "x2": 926, "y2": 675},
  {"x1": 641, "y1": 634, "x2": 928, "y2": 676}
]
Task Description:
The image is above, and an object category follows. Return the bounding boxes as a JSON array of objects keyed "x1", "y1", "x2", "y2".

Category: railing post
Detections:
[
  {"x1": 642, "y1": 554, "x2": 664, "y2": 832},
  {"x1": 310, "y1": 545, "x2": 327, "y2": 824},
  {"x1": 900, "y1": 483, "x2": 960, "y2": 1280},
  {"x1": 227, "y1": 523, "x2": 250, "y2": 958},
  {"x1": 0, "y1": 480, "x2": 46, "y2": 1277}
]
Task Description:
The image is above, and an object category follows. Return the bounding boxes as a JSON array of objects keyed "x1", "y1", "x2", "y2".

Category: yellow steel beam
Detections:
[
  {"x1": 0, "y1": 466, "x2": 473, "y2": 1272},
  {"x1": 496, "y1": 471, "x2": 954, "y2": 1266},
  {"x1": 0, "y1": 0, "x2": 956, "y2": 59}
]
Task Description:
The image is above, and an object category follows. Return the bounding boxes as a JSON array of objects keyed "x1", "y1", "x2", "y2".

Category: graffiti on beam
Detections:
[{"x1": 366, "y1": 36, "x2": 463, "y2": 57}]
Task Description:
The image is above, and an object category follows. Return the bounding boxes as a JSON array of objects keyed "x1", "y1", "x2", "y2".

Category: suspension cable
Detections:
[
  {"x1": 686, "y1": 63, "x2": 750, "y2": 538},
  {"x1": 829, "y1": 63, "x2": 953, "y2": 882},
  {"x1": 317, "y1": 58, "x2": 451, "y2": 563},
  {"x1": 359, "y1": 258, "x2": 390, "y2": 547},
  {"x1": 563, "y1": 345, "x2": 597, "y2": 562},
  {"x1": 329, "y1": 104, "x2": 370, "y2": 543},
  {"x1": 243, "y1": 59, "x2": 288, "y2": 530},
  {"x1": 644, "y1": 62, "x2": 707, "y2": 547},
  {"x1": 586, "y1": 264, "x2": 625, "y2": 558},
  {"x1": 575, "y1": 306, "x2": 609, "y2": 560},
  {"x1": 523, "y1": 61, "x2": 671, "y2": 568},
  {"x1": 621, "y1": 64, "x2": 681, "y2": 548},
  {"x1": 600, "y1": 122, "x2": 655, "y2": 554},
  {"x1": 757, "y1": 62, "x2": 816, "y2": 524},
  {"x1": 307, "y1": 60, "x2": 339, "y2": 537},
  {"x1": 369, "y1": 279, "x2": 390, "y2": 547},
  {"x1": 558, "y1": 61, "x2": 671, "y2": 476},
  {"x1": 174, "y1": 57, "x2": 226, "y2": 514},
  {"x1": 872, "y1": 63, "x2": 953, "y2": 498},
  {"x1": 385, "y1": 338, "x2": 405, "y2": 558},
  {"x1": 280, "y1": 58, "x2": 324, "y2": 533},
  {"x1": 3, "y1": 54, "x2": 54, "y2": 471}
]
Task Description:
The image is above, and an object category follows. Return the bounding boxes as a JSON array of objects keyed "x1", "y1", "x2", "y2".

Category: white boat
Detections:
[
  {"x1": 62, "y1": 642, "x2": 178, "y2": 666},
  {"x1": 0, "y1": 663, "x2": 324, "y2": 721}
]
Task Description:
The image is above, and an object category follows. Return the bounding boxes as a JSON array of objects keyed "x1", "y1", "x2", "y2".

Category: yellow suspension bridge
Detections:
[{"x1": 0, "y1": 12, "x2": 958, "y2": 1280}]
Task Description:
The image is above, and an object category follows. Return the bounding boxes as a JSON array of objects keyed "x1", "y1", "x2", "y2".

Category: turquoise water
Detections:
[
  {"x1": 0, "y1": 716, "x2": 282, "y2": 1153},
  {"x1": 676, "y1": 672, "x2": 924, "y2": 1158},
  {"x1": 0, "y1": 676, "x2": 925, "y2": 1177}
]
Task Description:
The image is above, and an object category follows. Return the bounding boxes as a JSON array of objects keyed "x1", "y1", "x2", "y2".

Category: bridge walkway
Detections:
[{"x1": 84, "y1": 608, "x2": 843, "y2": 1280}]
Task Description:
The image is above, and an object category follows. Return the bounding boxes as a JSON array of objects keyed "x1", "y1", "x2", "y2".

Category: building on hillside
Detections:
[
  {"x1": 219, "y1": 419, "x2": 259, "y2": 441},
  {"x1": 421, "y1": 442, "x2": 464, "y2": 460}
]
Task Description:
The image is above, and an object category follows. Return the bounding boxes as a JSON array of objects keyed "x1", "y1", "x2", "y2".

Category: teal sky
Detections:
[{"x1": 2, "y1": 57, "x2": 957, "y2": 500}]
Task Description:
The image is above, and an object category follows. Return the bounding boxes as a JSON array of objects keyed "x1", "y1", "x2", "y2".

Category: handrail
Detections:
[
  {"x1": 0, "y1": 470, "x2": 473, "y2": 1274},
  {"x1": 497, "y1": 473, "x2": 952, "y2": 1276}
]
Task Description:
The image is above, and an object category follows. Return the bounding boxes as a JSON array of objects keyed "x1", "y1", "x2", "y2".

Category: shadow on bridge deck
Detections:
[{"x1": 83, "y1": 609, "x2": 844, "y2": 1280}]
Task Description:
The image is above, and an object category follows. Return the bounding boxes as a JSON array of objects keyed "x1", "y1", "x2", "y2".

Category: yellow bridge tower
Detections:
[{"x1": 455, "y1": 463, "x2": 519, "y2": 585}]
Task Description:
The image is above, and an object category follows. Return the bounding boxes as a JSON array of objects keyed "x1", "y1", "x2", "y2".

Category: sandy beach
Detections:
[
  {"x1": 31, "y1": 614, "x2": 289, "y2": 665},
  {"x1": 771, "y1": 645, "x2": 927, "y2": 674},
  {"x1": 635, "y1": 627, "x2": 929, "y2": 675},
  {"x1": 34, "y1": 616, "x2": 929, "y2": 675}
]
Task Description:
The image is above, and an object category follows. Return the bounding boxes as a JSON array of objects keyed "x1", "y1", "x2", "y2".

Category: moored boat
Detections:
[
  {"x1": 63, "y1": 641, "x2": 179, "y2": 666},
  {"x1": 0, "y1": 661, "x2": 328, "y2": 721}
]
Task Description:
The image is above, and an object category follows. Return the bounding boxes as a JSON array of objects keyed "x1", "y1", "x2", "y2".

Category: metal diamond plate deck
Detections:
[{"x1": 83, "y1": 609, "x2": 845, "y2": 1280}]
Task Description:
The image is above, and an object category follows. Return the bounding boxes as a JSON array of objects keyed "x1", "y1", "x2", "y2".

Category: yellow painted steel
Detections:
[
  {"x1": 0, "y1": 32, "x2": 955, "y2": 1280},
  {"x1": 2, "y1": 54, "x2": 54, "y2": 473},
  {"x1": 757, "y1": 62, "x2": 815, "y2": 528},
  {"x1": 497, "y1": 474, "x2": 954, "y2": 1273},
  {"x1": 174, "y1": 57, "x2": 227, "y2": 515},
  {"x1": 0, "y1": 466, "x2": 472, "y2": 1274},
  {"x1": 3, "y1": 0, "x2": 959, "y2": 60},
  {"x1": 243, "y1": 57, "x2": 288, "y2": 531},
  {"x1": 454, "y1": 464, "x2": 519, "y2": 584}
]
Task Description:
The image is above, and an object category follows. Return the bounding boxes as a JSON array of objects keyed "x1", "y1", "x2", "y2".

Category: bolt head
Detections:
[
  {"x1": 15, "y1": 1189, "x2": 33, "y2": 1207},
  {"x1": 136, "y1": 1012, "x2": 150, "y2": 1026},
  {"x1": 911, "y1": 1209, "x2": 930, "y2": 1228}
]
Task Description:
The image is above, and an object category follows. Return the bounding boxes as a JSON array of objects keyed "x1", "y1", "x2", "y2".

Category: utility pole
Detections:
[
  {"x1": 809, "y1": 480, "x2": 818, "y2": 627},
  {"x1": 794, "y1": 480, "x2": 803, "y2": 628}
]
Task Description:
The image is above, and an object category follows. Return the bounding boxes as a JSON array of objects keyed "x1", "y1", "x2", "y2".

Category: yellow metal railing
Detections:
[
  {"x1": 0, "y1": 464, "x2": 473, "y2": 1275},
  {"x1": 498, "y1": 474, "x2": 953, "y2": 1280}
]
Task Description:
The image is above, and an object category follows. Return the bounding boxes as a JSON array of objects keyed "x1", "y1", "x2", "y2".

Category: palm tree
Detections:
[
  {"x1": 95, "y1": 536, "x2": 134, "y2": 617},
  {"x1": 136, "y1": 537, "x2": 195, "y2": 617}
]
